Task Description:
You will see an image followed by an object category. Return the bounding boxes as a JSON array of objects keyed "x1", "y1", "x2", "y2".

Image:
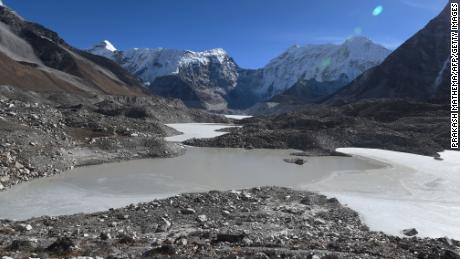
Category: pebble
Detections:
[
  {"x1": 242, "y1": 237, "x2": 253, "y2": 245},
  {"x1": 14, "y1": 161, "x2": 24, "y2": 169},
  {"x1": 402, "y1": 228, "x2": 418, "y2": 236},
  {"x1": 314, "y1": 218, "x2": 326, "y2": 225},
  {"x1": 156, "y1": 217, "x2": 171, "y2": 232},
  {"x1": 16, "y1": 224, "x2": 33, "y2": 231},
  {"x1": 100, "y1": 232, "x2": 111, "y2": 240},
  {"x1": 109, "y1": 221, "x2": 117, "y2": 227},
  {"x1": 181, "y1": 208, "x2": 196, "y2": 214},
  {"x1": 197, "y1": 214, "x2": 208, "y2": 223}
]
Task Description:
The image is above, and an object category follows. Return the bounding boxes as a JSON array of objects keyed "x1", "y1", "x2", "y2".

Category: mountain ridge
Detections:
[
  {"x1": 0, "y1": 5, "x2": 147, "y2": 97},
  {"x1": 326, "y1": 3, "x2": 451, "y2": 104},
  {"x1": 88, "y1": 36, "x2": 391, "y2": 110},
  {"x1": 259, "y1": 36, "x2": 391, "y2": 98}
]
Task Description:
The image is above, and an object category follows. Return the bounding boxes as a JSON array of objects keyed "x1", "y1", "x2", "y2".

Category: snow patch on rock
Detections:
[{"x1": 103, "y1": 40, "x2": 117, "y2": 52}]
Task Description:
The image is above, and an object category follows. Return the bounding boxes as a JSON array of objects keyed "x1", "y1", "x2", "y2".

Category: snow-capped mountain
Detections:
[
  {"x1": 88, "y1": 36, "x2": 390, "y2": 110},
  {"x1": 259, "y1": 36, "x2": 391, "y2": 98},
  {"x1": 328, "y1": 5, "x2": 451, "y2": 103},
  {"x1": 89, "y1": 42, "x2": 237, "y2": 87},
  {"x1": 88, "y1": 42, "x2": 238, "y2": 110},
  {"x1": 88, "y1": 40, "x2": 117, "y2": 57}
]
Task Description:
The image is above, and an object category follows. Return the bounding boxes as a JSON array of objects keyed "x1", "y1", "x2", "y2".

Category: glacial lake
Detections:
[
  {"x1": 1, "y1": 122, "x2": 460, "y2": 240},
  {"x1": 0, "y1": 147, "x2": 383, "y2": 220}
]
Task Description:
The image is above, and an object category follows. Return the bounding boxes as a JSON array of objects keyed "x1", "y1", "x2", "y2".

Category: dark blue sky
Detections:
[{"x1": 4, "y1": 0, "x2": 446, "y2": 68}]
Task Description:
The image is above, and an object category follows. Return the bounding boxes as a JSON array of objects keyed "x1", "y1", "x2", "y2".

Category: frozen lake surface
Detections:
[
  {"x1": 314, "y1": 148, "x2": 460, "y2": 240},
  {"x1": 223, "y1": 115, "x2": 252, "y2": 120},
  {"x1": 165, "y1": 123, "x2": 238, "y2": 142}
]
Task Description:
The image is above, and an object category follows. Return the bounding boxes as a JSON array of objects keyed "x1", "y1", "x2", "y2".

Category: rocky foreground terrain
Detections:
[
  {"x1": 0, "y1": 187, "x2": 458, "y2": 258},
  {"x1": 0, "y1": 86, "x2": 228, "y2": 190},
  {"x1": 187, "y1": 99, "x2": 450, "y2": 156}
]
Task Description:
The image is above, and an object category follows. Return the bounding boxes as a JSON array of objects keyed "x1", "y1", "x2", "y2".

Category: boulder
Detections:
[
  {"x1": 46, "y1": 237, "x2": 74, "y2": 255},
  {"x1": 197, "y1": 214, "x2": 208, "y2": 223},
  {"x1": 180, "y1": 208, "x2": 196, "y2": 215},
  {"x1": 402, "y1": 228, "x2": 418, "y2": 236},
  {"x1": 283, "y1": 158, "x2": 306, "y2": 165},
  {"x1": 215, "y1": 233, "x2": 246, "y2": 243}
]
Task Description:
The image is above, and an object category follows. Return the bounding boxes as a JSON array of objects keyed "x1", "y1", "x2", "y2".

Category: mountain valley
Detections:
[{"x1": 0, "y1": 1, "x2": 459, "y2": 258}]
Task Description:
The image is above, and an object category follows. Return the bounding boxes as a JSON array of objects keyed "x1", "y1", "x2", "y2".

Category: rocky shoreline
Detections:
[
  {"x1": 0, "y1": 187, "x2": 458, "y2": 258},
  {"x1": 0, "y1": 87, "x2": 228, "y2": 190},
  {"x1": 186, "y1": 100, "x2": 450, "y2": 157}
]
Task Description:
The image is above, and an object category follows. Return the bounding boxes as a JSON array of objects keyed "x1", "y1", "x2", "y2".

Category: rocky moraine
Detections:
[{"x1": 1, "y1": 187, "x2": 459, "y2": 258}]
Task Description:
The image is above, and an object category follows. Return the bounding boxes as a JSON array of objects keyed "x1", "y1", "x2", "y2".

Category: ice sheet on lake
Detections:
[
  {"x1": 165, "y1": 123, "x2": 239, "y2": 142},
  {"x1": 223, "y1": 115, "x2": 253, "y2": 120},
  {"x1": 313, "y1": 148, "x2": 460, "y2": 240}
]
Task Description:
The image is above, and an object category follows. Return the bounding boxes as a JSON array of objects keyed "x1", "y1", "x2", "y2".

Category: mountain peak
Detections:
[
  {"x1": 103, "y1": 40, "x2": 117, "y2": 52},
  {"x1": 260, "y1": 36, "x2": 391, "y2": 97},
  {"x1": 95, "y1": 40, "x2": 117, "y2": 52},
  {"x1": 184, "y1": 48, "x2": 228, "y2": 58},
  {"x1": 88, "y1": 40, "x2": 118, "y2": 60},
  {"x1": 344, "y1": 36, "x2": 372, "y2": 44},
  {"x1": 88, "y1": 45, "x2": 237, "y2": 88},
  {"x1": 205, "y1": 48, "x2": 228, "y2": 56},
  {"x1": 342, "y1": 36, "x2": 385, "y2": 50},
  {"x1": 327, "y1": 3, "x2": 451, "y2": 103},
  {"x1": 286, "y1": 44, "x2": 301, "y2": 52}
]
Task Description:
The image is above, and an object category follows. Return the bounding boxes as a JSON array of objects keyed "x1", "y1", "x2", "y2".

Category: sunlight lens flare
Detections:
[{"x1": 372, "y1": 5, "x2": 384, "y2": 16}]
